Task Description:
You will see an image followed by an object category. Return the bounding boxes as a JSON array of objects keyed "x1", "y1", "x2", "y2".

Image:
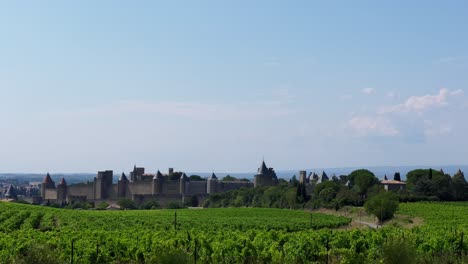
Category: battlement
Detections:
[{"x1": 41, "y1": 161, "x2": 274, "y2": 205}]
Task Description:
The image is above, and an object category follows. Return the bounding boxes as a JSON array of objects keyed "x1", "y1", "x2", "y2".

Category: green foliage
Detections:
[
  {"x1": 117, "y1": 198, "x2": 137, "y2": 210},
  {"x1": 140, "y1": 200, "x2": 161, "y2": 210},
  {"x1": 96, "y1": 201, "x2": 109, "y2": 210},
  {"x1": 65, "y1": 201, "x2": 93, "y2": 210},
  {"x1": 189, "y1": 175, "x2": 205, "y2": 181},
  {"x1": 222, "y1": 175, "x2": 237, "y2": 181},
  {"x1": 14, "y1": 243, "x2": 61, "y2": 264},
  {"x1": 452, "y1": 172, "x2": 468, "y2": 201},
  {"x1": 382, "y1": 238, "x2": 416, "y2": 264},
  {"x1": 406, "y1": 169, "x2": 443, "y2": 188},
  {"x1": 184, "y1": 196, "x2": 199, "y2": 207},
  {"x1": 393, "y1": 172, "x2": 401, "y2": 181},
  {"x1": 348, "y1": 169, "x2": 379, "y2": 195},
  {"x1": 364, "y1": 191, "x2": 399, "y2": 223},
  {"x1": 0, "y1": 202, "x2": 467, "y2": 263},
  {"x1": 167, "y1": 201, "x2": 184, "y2": 209},
  {"x1": 168, "y1": 172, "x2": 183, "y2": 180}
]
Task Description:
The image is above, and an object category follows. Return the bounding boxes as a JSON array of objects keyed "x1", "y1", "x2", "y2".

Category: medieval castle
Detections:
[{"x1": 41, "y1": 160, "x2": 279, "y2": 205}]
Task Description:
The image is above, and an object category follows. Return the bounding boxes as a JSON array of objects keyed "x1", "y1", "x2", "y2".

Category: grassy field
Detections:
[
  {"x1": 0, "y1": 202, "x2": 467, "y2": 263},
  {"x1": 0, "y1": 203, "x2": 351, "y2": 232}
]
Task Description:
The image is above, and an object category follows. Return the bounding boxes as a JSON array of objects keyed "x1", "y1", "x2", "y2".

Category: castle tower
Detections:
[
  {"x1": 95, "y1": 170, "x2": 113, "y2": 200},
  {"x1": 299, "y1": 171, "x2": 307, "y2": 184},
  {"x1": 207, "y1": 172, "x2": 218, "y2": 194},
  {"x1": 5, "y1": 185, "x2": 17, "y2": 199},
  {"x1": 57, "y1": 178, "x2": 67, "y2": 203},
  {"x1": 41, "y1": 173, "x2": 55, "y2": 198},
  {"x1": 254, "y1": 160, "x2": 278, "y2": 187},
  {"x1": 118, "y1": 173, "x2": 129, "y2": 197},
  {"x1": 152, "y1": 170, "x2": 163, "y2": 195},
  {"x1": 179, "y1": 173, "x2": 188, "y2": 195}
]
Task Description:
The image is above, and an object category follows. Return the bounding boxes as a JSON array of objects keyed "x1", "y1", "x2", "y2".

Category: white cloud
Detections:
[
  {"x1": 361, "y1": 88, "x2": 375, "y2": 95},
  {"x1": 380, "y1": 88, "x2": 463, "y2": 114},
  {"x1": 347, "y1": 88, "x2": 466, "y2": 141},
  {"x1": 450, "y1": 89, "x2": 464, "y2": 96}
]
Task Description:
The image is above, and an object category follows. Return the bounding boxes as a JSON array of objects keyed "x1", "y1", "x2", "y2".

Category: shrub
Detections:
[
  {"x1": 117, "y1": 198, "x2": 137, "y2": 210},
  {"x1": 364, "y1": 191, "x2": 399, "y2": 224}
]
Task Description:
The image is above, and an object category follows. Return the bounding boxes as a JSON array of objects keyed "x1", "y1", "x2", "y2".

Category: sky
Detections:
[{"x1": 1, "y1": 1, "x2": 468, "y2": 173}]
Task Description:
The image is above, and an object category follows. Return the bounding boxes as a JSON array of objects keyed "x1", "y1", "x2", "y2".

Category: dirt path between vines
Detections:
[{"x1": 312, "y1": 207, "x2": 423, "y2": 229}]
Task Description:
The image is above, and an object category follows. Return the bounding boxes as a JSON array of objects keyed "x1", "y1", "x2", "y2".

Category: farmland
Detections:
[{"x1": 0, "y1": 202, "x2": 467, "y2": 263}]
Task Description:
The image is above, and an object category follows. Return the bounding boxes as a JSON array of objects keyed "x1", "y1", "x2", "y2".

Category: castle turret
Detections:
[
  {"x1": 179, "y1": 173, "x2": 188, "y2": 195},
  {"x1": 152, "y1": 170, "x2": 163, "y2": 195},
  {"x1": 5, "y1": 185, "x2": 17, "y2": 199},
  {"x1": 41, "y1": 173, "x2": 55, "y2": 198},
  {"x1": 254, "y1": 160, "x2": 278, "y2": 187},
  {"x1": 118, "y1": 173, "x2": 128, "y2": 197},
  {"x1": 95, "y1": 170, "x2": 113, "y2": 200},
  {"x1": 57, "y1": 178, "x2": 67, "y2": 203},
  {"x1": 299, "y1": 171, "x2": 307, "y2": 184},
  {"x1": 207, "y1": 172, "x2": 218, "y2": 194}
]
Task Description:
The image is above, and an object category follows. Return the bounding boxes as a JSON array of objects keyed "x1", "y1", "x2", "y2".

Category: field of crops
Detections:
[{"x1": 0, "y1": 202, "x2": 467, "y2": 263}]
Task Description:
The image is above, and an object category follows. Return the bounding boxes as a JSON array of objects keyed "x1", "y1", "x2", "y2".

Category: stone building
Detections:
[
  {"x1": 380, "y1": 179, "x2": 406, "y2": 191},
  {"x1": 254, "y1": 160, "x2": 278, "y2": 187},
  {"x1": 41, "y1": 162, "x2": 274, "y2": 205}
]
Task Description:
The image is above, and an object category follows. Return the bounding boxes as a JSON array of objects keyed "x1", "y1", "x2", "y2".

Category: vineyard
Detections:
[{"x1": 0, "y1": 202, "x2": 467, "y2": 263}]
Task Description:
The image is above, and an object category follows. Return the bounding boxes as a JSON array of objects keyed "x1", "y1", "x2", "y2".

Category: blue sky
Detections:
[{"x1": 1, "y1": 1, "x2": 468, "y2": 173}]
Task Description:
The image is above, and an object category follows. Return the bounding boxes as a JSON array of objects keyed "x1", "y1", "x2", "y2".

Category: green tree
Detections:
[
  {"x1": 118, "y1": 198, "x2": 137, "y2": 209},
  {"x1": 140, "y1": 200, "x2": 161, "y2": 209},
  {"x1": 364, "y1": 191, "x2": 399, "y2": 224},
  {"x1": 97, "y1": 201, "x2": 109, "y2": 210},
  {"x1": 348, "y1": 169, "x2": 379, "y2": 195},
  {"x1": 393, "y1": 172, "x2": 401, "y2": 181},
  {"x1": 189, "y1": 175, "x2": 205, "y2": 181},
  {"x1": 406, "y1": 169, "x2": 443, "y2": 188},
  {"x1": 189, "y1": 196, "x2": 199, "y2": 207},
  {"x1": 452, "y1": 171, "x2": 468, "y2": 201},
  {"x1": 290, "y1": 175, "x2": 299, "y2": 187},
  {"x1": 168, "y1": 172, "x2": 183, "y2": 180},
  {"x1": 414, "y1": 178, "x2": 436, "y2": 197},
  {"x1": 222, "y1": 175, "x2": 237, "y2": 181}
]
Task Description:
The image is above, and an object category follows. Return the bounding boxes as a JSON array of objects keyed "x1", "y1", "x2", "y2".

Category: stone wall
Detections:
[
  {"x1": 44, "y1": 188, "x2": 57, "y2": 200},
  {"x1": 68, "y1": 183, "x2": 95, "y2": 200},
  {"x1": 129, "y1": 181, "x2": 152, "y2": 196},
  {"x1": 187, "y1": 181, "x2": 207, "y2": 195},
  {"x1": 161, "y1": 181, "x2": 179, "y2": 195}
]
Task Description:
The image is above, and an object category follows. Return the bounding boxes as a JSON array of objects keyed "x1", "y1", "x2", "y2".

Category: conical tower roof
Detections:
[
  {"x1": 42, "y1": 173, "x2": 54, "y2": 184},
  {"x1": 258, "y1": 160, "x2": 268, "y2": 174},
  {"x1": 120, "y1": 173, "x2": 128, "y2": 181},
  {"x1": 154, "y1": 170, "x2": 163, "y2": 180},
  {"x1": 210, "y1": 172, "x2": 218, "y2": 179},
  {"x1": 5, "y1": 185, "x2": 16, "y2": 198},
  {"x1": 58, "y1": 177, "x2": 67, "y2": 186},
  {"x1": 181, "y1": 173, "x2": 188, "y2": 179},
  {"x1": 384, "y1": 175, "x2": 388, "y2": 181}
]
